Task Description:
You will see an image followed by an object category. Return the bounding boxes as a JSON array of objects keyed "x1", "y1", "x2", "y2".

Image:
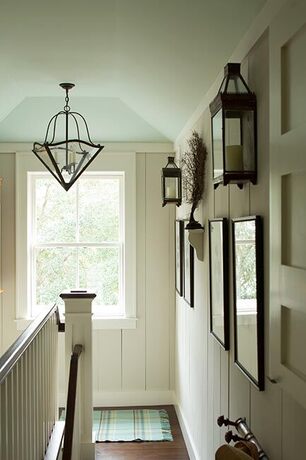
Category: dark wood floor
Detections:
[{"x1": 95, "y1": 405, "x2": 189, "y2": 459}]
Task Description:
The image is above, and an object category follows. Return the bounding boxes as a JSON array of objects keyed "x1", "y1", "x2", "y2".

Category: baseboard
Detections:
[
  {"x1": 175, "y1": 402, "x2": 200, "y2": 460},
  {"x1": 59, "y1": 390, "x2": 175, "y2": 408}
]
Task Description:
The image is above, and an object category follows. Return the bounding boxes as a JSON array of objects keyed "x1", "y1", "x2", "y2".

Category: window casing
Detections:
[
  {"x1": 28, "y1": 172, "x2": 124, "y2": 317},
  {"x1": 16, "y1": 151, "x2": 136, "y2": 327}
]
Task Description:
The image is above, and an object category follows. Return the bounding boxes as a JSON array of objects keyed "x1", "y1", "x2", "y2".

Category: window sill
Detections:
[{"x1": 15, "y1": 316, "x2": 138, "y2": 331}]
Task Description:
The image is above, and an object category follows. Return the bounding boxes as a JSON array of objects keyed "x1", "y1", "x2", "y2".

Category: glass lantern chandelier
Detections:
[
  {"x1": 210, "y1": 63, "x2": 257, "y2": 189},
  {"x1": 33, "y1": 83, "x2": 104, "y2": 191},
  {"x1": 161, "y1": 156, "x2": 182, "y2": 207}
]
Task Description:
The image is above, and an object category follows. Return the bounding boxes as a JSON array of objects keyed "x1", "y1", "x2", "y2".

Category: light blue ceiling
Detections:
[
  {"x1": 0, "y1": 97, "x2": 168, "y2": 143},
  {"x1": 0, "y1": 0, "x2": 266, "y2": 143}
]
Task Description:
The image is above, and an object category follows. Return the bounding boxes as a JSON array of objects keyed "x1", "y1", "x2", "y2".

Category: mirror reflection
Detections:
[
  {"x1": 233, "y1": 216, "x2": 264, "y2": 390},
  {"x1": 209, "y1": 219, "x2": 229, "y2": 349}
]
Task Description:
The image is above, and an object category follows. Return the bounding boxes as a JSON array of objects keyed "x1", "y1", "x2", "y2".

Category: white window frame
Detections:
[
  {"x1": 28, "y1": 172, "x2": 125, "y2": 318},
  {"x1": 16, "y1": 151, "x2": 137, "y2": 329}
]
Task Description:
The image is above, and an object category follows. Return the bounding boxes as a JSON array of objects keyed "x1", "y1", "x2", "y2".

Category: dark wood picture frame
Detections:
[
  {"x1": 232, "y1": 216, "x2": 264, "y2": 391},
  {"x1": 209, "y1": 218, "x2": 229, "y2": 350},
  {"x1": 175, "y1": 220, "x2": 184, "y2": 296},
  {"x1": 183, "y1": 221, "x2": 194, "y2": 308}
]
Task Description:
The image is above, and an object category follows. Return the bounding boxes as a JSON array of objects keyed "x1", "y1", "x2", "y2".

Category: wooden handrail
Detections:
[
  {"x1": 0, "y1": 304, "x2": 61, "y2": 384},
  {"x1": 62, "y1": 344, "x2": 83, "y2": 460}
]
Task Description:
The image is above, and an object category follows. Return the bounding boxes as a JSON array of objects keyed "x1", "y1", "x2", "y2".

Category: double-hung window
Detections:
[
  {"x1": 29, "y1": 173, "x2": 124, "y2": 317},
  {"x1": 16, "y1": 151, "x2": 136, "y2": 328}
]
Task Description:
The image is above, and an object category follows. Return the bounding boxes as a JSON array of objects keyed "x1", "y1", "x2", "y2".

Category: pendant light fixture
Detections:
[{"x1": 33, "y1": 83, "x2": 104, "y2": 191}]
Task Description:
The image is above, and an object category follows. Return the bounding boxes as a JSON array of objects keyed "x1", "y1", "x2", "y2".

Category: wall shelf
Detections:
[{"x1": 188, "y1": 228, "x2": 204, "y2": 261}]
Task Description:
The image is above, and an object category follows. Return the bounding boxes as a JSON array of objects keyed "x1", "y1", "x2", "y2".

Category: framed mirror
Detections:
[
  {"x1": 209, "y1": 218, "x2": 229, "y2": 350},
  {"x1": 232, "y1": 216, "x2": 264, "y2": 390},
  {"x1": 183, "y1": 221, "x2": 194, "y2": 308},
  {"x1": 175, "y1": 220, "x2": 184, "y2": 296}
]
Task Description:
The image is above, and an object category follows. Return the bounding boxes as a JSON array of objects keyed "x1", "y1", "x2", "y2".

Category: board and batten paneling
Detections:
[
  {"x1": 71, "y1": 152, "x2": 175, "y2": 406},
  {"x1": 175, "y1": 9, "x2": 306, "y2": 459},
  {"x1": 0, "y1": 150, "x2": 175, "y2": 407},
  {"x1": 92, "y1": 152, "x2": 176, "y2": 402},
  {"x1": 270, "y1": 0, "x2": 306, "y2": 424},
  {"x1": 121, "y1": 153, "x2": 146, "y2": 391},
  {"x1": 145, "y1": 154, "x2": 173, "y2": 391}
]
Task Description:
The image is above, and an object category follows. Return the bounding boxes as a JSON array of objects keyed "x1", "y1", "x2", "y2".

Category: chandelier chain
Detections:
[{"x1": 64, "y1": 89, "x2": 70, "y2": 112}]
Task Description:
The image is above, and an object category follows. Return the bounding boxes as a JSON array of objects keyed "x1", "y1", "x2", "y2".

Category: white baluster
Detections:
[
  {"x1": 7, "y1": 371, "x2": 14, "y2": 458},
  {"x1": 38, "y1": 332, "x2": 42, "y2": 457},
  {"x1": 2, "y1": 379, "x2": 9, "y2": 459},
  {"x1": 14, "y1": 361, "x2": 20, "y2": 460},
  {"x1": 29, "y1": 345, "x2": 34, "y2": 460},
  {"x1": 35, "y1": 337, "x2": 40, "y2": 458},
  {"x1": 42, "y1": 325, "x2": 46, "y2": 452},
  {"x1": 24, "y1": 348, "x2": 30, "y2": 460}
]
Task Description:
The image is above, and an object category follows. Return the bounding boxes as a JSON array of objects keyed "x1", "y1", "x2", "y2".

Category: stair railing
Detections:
[
  {"x1": 0, "y1": 304, "x2": 63, "y2": 460},
  {"x1": 62, "y1": 344, "x2": 83, "y2": 460}
]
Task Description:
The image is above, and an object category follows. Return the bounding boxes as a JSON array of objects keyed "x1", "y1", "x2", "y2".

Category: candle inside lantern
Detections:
[
  {"x1": 166, "y1": 179, "x2": 177, "y2": 199},
  {"x1": 69, "y1": 151, "x2": 76, "y2": 164},
  {"x1": 225, "y1": 145, "x2": 243, "y2": 171}
]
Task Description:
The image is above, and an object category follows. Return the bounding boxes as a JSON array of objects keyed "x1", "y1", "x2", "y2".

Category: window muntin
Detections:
[{"x1": 28, "y1": 172, "x2": 124, "y2": 317}]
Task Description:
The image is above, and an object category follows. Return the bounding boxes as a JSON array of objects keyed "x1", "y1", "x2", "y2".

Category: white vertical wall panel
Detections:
[
  {"x1": 228, "y1": 365, "x2": 250, "y2": 422},
  {"x1": 0, "y1": 154, "x2": 17, "y2": 352},
  {"x1": 189, "y1": 266, "x2": 207, "y2": 453},
  {"x1": 229, "y1": 185, "x2": 250, "y2": 218},
  {"x1": 122, "y1": 154, "x2": 146, "y2": 391},
  {"x1": 168, "y1": 203, "x2": 176, "y2": 392},
  {"x1": 95, "y1": 330, "x2": 122, "y2": 392},
  {"x1": 176, "y1": 299, "x2": 189, "y2": 408},
  {"x1": 282, "y1": 390, "x2": 306, "y2": 460},
  {"x1": 214, "y1": 186, "x2": 229, "y2": 219},
  {"x1": 212, "y1": 343, "x2": 221, "y2": 452},
  {"x1": 53, "y1": 151, "x2": 174, "y2": 405},
  {"x1": 207, "y1": 328, "x2": 222, "y2": 455},
  {"x1": 220, "y1": 351, "x2": 229, "y2": 439},
  {"x1": 145, "y1": 153, "x2": 172, "y2": 390},
  {"x1": 214, "y1": 181, "x2": 231, "y2": 442},
  {"x1": 250, "y1": 382, "x2": 282, "y2": 459}
]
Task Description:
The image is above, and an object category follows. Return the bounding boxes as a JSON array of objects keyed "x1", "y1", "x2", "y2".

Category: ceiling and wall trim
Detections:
[
  {"x1": 175, "y1": 0, "x2": 287, "y2": 148},
  {"x1": 0, "y1": 142, "x2": 174, "y2": 154}
]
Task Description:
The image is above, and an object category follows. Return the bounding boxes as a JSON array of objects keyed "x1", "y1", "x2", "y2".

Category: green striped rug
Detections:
[{"x1": 94, "y1": 409, "x2": 173, "y2": 442}]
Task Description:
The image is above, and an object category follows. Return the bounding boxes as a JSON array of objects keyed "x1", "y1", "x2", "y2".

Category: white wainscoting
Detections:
[
  {"x1": 57, "y1": 152, "x2": 176, "y2": 407},
  {"x1": 0, "y1": 148, "x2": 175, "y2": 409},
  {"x1": 174, "y1": 7, "x2": 306, "y2": 460}
]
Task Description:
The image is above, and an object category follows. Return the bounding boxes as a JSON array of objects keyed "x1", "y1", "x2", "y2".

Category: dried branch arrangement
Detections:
[{"x1": 181, "y1": 131, "x2": 208, "y2": 229}]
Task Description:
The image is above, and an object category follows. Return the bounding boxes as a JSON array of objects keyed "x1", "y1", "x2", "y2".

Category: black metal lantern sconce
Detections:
[
  {"x1": 161, "y1": 156, "x2": 182, "y2": 207},
  {"x1": 33, "y1": 83, "x2": 104, "y2": 191},
  {"x1": 209, "y1": 63, "x2": 257, "y2": 189}
]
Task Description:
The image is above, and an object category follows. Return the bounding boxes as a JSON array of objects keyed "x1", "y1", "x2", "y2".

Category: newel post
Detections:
[{"x1": 60, "y1": 290, "x2": 96, "y2": 460}]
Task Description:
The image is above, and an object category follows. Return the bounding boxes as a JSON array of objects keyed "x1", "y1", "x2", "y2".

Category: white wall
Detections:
[
  {"x1": 0, "y1": 154, "x2": 18, "y2": 353},
  {"x1": 0, "y1": 147, "x2": 176, "y2": 406},
  {"x1": 174, "y1": 5, "x2": 306, "y2": 460},
  {"x1": 90, "y1": 152, "x2": 176, "y2": 406}
]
